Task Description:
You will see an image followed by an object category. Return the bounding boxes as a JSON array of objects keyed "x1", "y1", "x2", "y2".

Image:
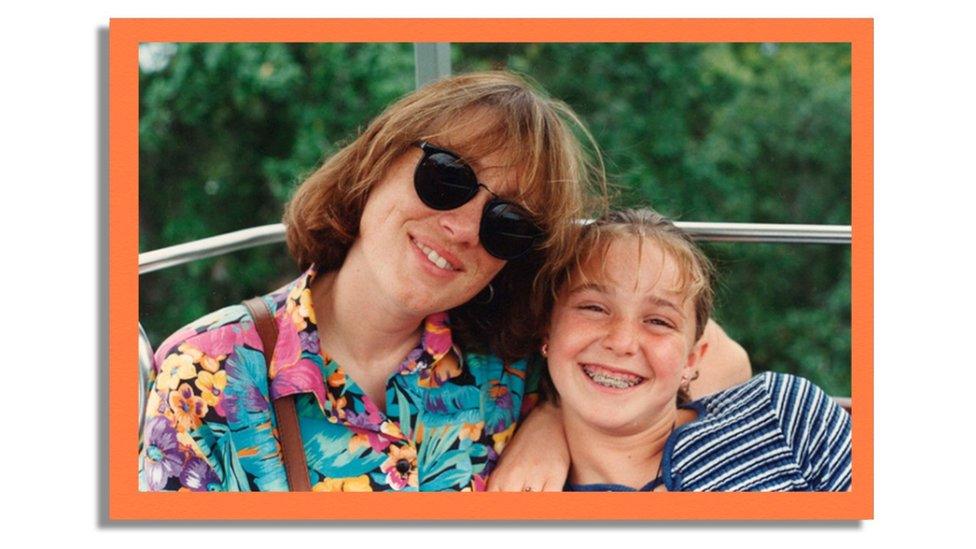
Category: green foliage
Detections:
[
  {"x1": 139, "y1": 43, "x2": 415, "y2": 344},
  {"x1": 139, "y1": 42, "x2": 851, "y2": 396}
]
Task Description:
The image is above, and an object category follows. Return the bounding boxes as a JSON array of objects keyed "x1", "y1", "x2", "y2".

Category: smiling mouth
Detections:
[
  {"x1": 412, "y1": 238, "x2": 457, "y2": 271},
  {"x1": 580, "y1": 363, "x2": 646, "y2": 389}
]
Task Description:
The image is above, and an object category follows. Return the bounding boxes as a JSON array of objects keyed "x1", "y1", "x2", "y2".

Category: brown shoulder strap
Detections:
[{"x1": 242, "y1": 297, "x2": 312, "y2": 492}]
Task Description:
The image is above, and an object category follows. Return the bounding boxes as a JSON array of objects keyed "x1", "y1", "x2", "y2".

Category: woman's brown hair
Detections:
[{"x1": 283, "y1": 71, "x2": 607, "y2": 359}]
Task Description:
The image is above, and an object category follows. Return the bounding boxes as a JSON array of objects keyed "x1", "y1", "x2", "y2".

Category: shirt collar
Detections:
[{"x1": 266, "y1": 265, "x2": 456, "y2": 406}]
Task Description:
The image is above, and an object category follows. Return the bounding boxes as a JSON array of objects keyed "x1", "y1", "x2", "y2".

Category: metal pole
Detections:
[
  {"x1": 138, "y1": 224, "x2": 286, "y2": 275},
  {"x1": 677, "y1": 221, "x2": 852, "y2": 245},
  {"x1": 414, "y1": 43, "x2": 451, "y2": 88}
]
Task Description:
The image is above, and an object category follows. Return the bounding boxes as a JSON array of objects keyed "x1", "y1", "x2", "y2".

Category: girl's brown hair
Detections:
[
  {"x1": 283, "y1": 71, "x2": 607, "y2": 359},
  {"x1": 556, "y1": 208, "x2": 715, "y2": 342}
]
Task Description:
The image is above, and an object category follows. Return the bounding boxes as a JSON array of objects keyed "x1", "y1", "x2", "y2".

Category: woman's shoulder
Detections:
[
  {"x1": 151, "y1": 274, "x2": 300, "y2": 369},
  {"x1": 152, "y1": 302, "x2": 267, "y2": 372}
]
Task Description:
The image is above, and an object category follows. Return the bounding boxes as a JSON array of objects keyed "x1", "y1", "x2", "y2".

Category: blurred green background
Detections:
[{"x1": 138, "y1": 42, "x2": 851, "y2": 396}]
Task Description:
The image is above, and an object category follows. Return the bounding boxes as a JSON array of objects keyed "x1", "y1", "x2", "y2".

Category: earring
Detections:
[
  {"x1": 540, "y1": 343, "x2": 548, "y2": 357},
  {"x1": 475, "y1": 283, "x2": 495, "y2": 304}
]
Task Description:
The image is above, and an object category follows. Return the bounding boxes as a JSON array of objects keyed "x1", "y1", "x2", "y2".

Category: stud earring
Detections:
[{"x1": 541, "y1": 343, "x2": 548, "y2": 357}]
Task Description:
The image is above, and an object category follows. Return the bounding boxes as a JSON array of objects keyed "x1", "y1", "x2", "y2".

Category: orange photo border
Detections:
[{"x1": 109, "y1": 18, "x2": 873, "y2": 520}]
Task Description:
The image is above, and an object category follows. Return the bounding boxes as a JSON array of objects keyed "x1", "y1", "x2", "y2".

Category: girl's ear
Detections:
[{"x1": 684, "y1": 339, "x2": 709, "y2": 379}]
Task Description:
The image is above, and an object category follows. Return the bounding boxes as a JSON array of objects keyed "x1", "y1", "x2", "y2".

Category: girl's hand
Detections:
[{"x1": 487, "y1": 401, "x2": 568, "y2": 491}]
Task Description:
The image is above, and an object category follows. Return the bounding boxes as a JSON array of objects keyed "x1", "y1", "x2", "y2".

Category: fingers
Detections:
[
  {"x1": 485, "y1": 468, "x2": 512, "y2": 491},
  {"x1": 539, "y1": 478, "x2": 561, "y2": 492},
  {"x1": 486, "y1": 474, "x2": 537, "y2": 492},
  {"x1": 485, "y1": 467, "x2": 535, "y2": 492},
  {"x1": 485, "y1": 465, "x2": 567, "y2": 492}
]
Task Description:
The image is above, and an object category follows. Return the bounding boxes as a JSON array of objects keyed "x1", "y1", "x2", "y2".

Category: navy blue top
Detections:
[{"x1": 565, "y1": 372, "x2": 852, "y2": 492}]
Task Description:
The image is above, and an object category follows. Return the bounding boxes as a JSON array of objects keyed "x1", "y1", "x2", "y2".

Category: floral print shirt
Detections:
[{"x1": 139, "y1": 267, "x2": 537, "y2": 492}]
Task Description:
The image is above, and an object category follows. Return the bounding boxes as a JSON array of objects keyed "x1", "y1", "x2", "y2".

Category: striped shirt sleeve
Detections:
[{"x1": 767, "y1": 373, "x2": 852, "y2": 491}]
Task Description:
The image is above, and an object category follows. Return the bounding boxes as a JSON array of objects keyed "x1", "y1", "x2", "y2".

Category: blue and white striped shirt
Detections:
[{"x1": 567, "y1": 372, "x2": 852, "y2": 492}]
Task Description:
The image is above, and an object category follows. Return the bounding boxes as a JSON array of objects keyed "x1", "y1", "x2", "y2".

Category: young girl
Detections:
[{"x1": 542, "y1": 208, "x2": 851, "y2": 491}]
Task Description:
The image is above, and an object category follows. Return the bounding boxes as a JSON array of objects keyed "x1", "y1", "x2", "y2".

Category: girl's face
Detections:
[
  {"x1": 546, "y1": 236, "x2": 707, "y2": 434},
  {"x1": 349, "y1": 134, "x2": 519, "y2": 318}
]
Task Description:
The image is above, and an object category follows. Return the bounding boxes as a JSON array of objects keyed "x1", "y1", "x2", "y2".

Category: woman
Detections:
[
  {"x1": 139, "y1": 71, "x2": 609, "y2": 492},
  {"x1": 542, "y1": 209, "x2": 851, "y2": 491}
]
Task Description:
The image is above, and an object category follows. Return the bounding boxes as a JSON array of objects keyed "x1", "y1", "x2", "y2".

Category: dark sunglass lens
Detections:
[
  {"x1": 481, "y1": 201, "x2": 541, "y2": 260},
  {"x1": 415, "y1": 150, "x2": 479, "y2": 210}
]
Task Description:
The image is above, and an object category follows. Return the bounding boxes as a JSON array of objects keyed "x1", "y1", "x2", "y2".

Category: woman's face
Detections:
[
  {"x1": 350, "y1": 137, "x2": 518, "y2": 318},
  {"x1": 546, "y1": 236, "x2": 706, "y2": 435}
]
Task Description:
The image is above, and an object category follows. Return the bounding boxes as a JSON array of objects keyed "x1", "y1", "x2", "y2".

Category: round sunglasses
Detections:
[{"x1": 413, "y1": 141, "x2": 543, "y2": 260}]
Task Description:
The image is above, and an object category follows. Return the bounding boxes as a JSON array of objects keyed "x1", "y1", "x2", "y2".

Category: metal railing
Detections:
[
  {"x1": 139, "y1": 222, "x2": 851, "y2": 274},
  {"x1": 139, "y1": 224, "x2": 286, "y2": 274}
]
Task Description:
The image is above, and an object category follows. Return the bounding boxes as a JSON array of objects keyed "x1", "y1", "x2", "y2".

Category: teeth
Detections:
[
  {"x1": 589, "y1": 373, "x2": 634, "y2": 389},
  {"x1": 582, "y1": 364, "x2": 644, "y2": 389},
  {"x1": 413, "y1": 239, "x2": 455, "y2": 271}
]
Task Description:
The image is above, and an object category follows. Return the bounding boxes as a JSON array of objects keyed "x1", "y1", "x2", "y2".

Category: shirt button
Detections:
[{"x1": 396, "y1": 459, "x2": 411, "y2": 475}]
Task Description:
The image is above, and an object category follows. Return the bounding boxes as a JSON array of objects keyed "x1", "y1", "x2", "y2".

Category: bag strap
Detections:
[{"x1": 242, "y1": 297, "x2": 312, "y2": 492}]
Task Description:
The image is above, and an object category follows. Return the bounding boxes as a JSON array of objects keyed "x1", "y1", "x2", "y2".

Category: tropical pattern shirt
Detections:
[{"x1": 139, "y1": 266, "x2": 537, "y2": 492}]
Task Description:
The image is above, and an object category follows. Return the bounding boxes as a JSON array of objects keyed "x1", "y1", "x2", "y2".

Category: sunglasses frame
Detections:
[{"x1": 413, "y1": 141, "x2": 542, "y2": 260}]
